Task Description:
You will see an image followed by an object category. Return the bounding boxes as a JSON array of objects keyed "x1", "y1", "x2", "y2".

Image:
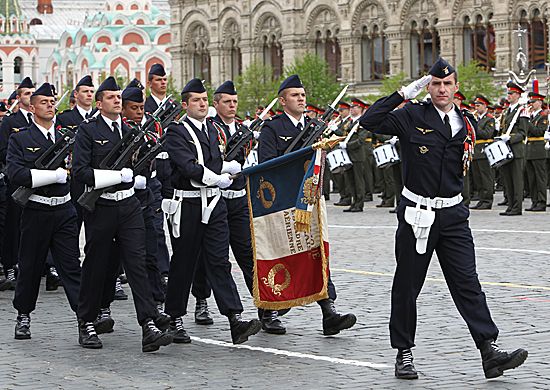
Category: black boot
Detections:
[
  {"x1": 94, "y1": 307, "x2": 115, "y2": 334},
  {"x1": 114, "y1": 277, "x2": 128, "y2": 300},
  {"x1": 46, "y1": 266, "x2": 61, "y2": 291},
  {"x1": 194, "y1": 298, "x2": 214, "y2": 325},
  {"x1": 0, "y1": 268, "x2": 16, "y2": 291},
  {"x1": 395, "y1": 349, "x2": 418, "y2": 379},
  {"x1": 479, "y1": 340, "x2": 528, "y2": 379},
  {"x1": 169, "y1": 316, "x2": 191, "y2": 344},
  {"x1": 154, "y1": 303, "x2": 170, "y2": 331},
  {"x1": 261, "y1": 310, "x2": 286, "y2": 335},
  {"x1": 15, "y1": 314, "x2": 31, "y2": 340},
  {"x1": 78, "y1": 320, "x2": 102, "y2": 349},
  {"x1": 319, "y1": 299, "x2": 356, "y2": 336},
  {"x1": 142, "y1": 318, "x2": 173, "y2": 353},
  {"x1": 228, "y1": 313, "x2": 261, "y2": 344}
]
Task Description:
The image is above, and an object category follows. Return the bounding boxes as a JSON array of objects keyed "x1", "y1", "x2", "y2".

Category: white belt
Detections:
[
  {"x1": 156, "y1": 152, "x2": 169, "y2": 160},
  {"x1": 402, "y1": 187, "x2": 462, "y2": 209},
  {"x1": 221, "y1": 189, "x2": 246, "y2": 199},
  {"x1": 174, "y1": 188, "x2": 220, "y2": 198},
  {"x1": 28, "y1": 193, "x2": 71, "y2": 206},
  {"x1": 151, "y1": 170, "x2": 157, "y2": 178},
  {"x1": 100, "y1": 188, "x2": 135, "y2": 201}
]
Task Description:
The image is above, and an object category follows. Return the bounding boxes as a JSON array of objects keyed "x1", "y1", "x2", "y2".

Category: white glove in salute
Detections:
[{"x1": 400, "y1": 75, "x2": 432, "y2": 100}]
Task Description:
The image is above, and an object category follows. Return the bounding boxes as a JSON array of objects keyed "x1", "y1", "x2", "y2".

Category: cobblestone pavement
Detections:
[{"x1": 0, "y1": 192, "x2": 548, "y2": 389}]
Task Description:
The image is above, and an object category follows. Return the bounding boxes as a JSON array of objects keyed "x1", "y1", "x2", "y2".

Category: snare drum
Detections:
[
  {"x1": 243, "y1": 150, "x2": 258, "y2": 168},
  {"x1": 373, "y1": 143, "x2": 400, "y2": 168},
  {"x1": 484, "y1": 140, "x2": 513, "y2": 168},
  {"x1": 326, "y1": 148, "x2": 352, "y2": 174}
]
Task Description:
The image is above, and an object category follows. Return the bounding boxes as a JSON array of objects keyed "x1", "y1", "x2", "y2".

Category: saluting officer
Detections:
[
  {"x1": 73, "y1": 77, "x2": 172, "y2": 352},
  {"x1": 0, "y1": 77, "x2": 35, "y2": 292},
  {"x1": 258, "y1": 75, "x2": 357, "y2": 336},
  {"x1": 359, "y1": 58, "x2": 527, "y2": 380},
  {"x1": 470, "y1": 95, "x2": 495, "y2": 210},
  {"x1": 7, "y1": 83, "x2": 81, "y2": 340},
  {"x1": 498, "y1": 82, "x2": 529, "y2": 216},
  {"x1": 525, "y1": 91, "x2": 548, "y2": 211},
  {"x1": 163, "y1": 78, "x2": 261, "y2": 345}
]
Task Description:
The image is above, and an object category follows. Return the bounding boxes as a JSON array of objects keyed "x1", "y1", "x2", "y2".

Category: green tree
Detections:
[
  {"x1": 379, "y1": 71, "x2": 408, "y2": 97},
  {"x1": 456, "y1": 60, "x2": 500, "y2": 102},
  {"x1": 284, "y1": 53, "x2": 341, "y2": 108},
  {"x1": 235, "y1": 62, "x2": 280, "y2": 116}
]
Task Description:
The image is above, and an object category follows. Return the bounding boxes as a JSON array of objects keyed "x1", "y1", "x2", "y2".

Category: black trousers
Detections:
[
  {"x1": 165, "y1": 198, "x2": 243, "y2": 318},
  {"x1": 148, "y1": 176, "x2": 170, "y2": 275},
  {"x1": 0, "y1": 181, "x2": 6, "y2": 268},
  {"x1": 13, "y1": 203, "x2": 81, "y2": 314},
  {"x1": 501, "y1": 157, "x2": 524, "y2": 213},
  {"x1": 390, "y1": 198, "x2": 499, "y2": 350},
  {"x1": 2, "y1": 184, "x2": 22, "y2": 270},
  {"x1": 192, "y1": 196, "x2": 337, "y2": 304},
  {"x1": 78, "y1": 197, "x2": 157, "y2": 325}
]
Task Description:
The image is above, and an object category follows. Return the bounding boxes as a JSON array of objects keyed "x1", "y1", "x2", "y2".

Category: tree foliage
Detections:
[
  {"x1": 284, "y1": 53, "x2": 341, "y2": 108},
  {"x1": 379, "y1": 71, "x2": 408, "y2": 97},
  {"x1": 235, "y1": 62, "x2": 280, "y2": 116},
  {"x1": 456, "y1": 60, "x2": 501, "y2": 103}
]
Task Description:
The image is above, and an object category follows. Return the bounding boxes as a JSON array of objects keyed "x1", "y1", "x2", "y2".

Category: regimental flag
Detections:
[{"x1": 242, "y1": 147, "x2": 329, "y2": 310}]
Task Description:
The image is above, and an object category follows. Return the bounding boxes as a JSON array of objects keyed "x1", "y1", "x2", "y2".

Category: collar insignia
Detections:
[
  {"x1": 416, "y1": 127, "x2": 434, "y2": 135},
  {"x1": 13, "y1": 128, "x2": 20, "y2": 132},
  {"x1": 94, "y1": 140, "x2": 109, "y2": 145},
  {"x1": 26, "y1": 147, "x2": 41, "y2": 153}
]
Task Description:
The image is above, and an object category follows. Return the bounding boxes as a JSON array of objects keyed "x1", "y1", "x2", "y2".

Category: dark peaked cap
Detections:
[
  {"x1": 97, "y1": 76, "x2": 121, "y2": 93},
  {"x1": 127, "y1": 78, "x2": 144, "y2": 90},
  {"x1": 18, "y1": 77, "x2": 34, "y2": 89},
  {"x1": 122, "y1": 87, "x2": 144, "y2": 103},
  {"x1": 149, "y1": 64, "x2": 166, "y2": 77},
  {"x1": 181, "y1": 78, "x2": 206, "y2": 94},
  {"x1": 32, "y1": 83, "x2": 55, "y2": 97},
  {"x1": 278, "y1": 74, "x2": 304, "y2": 94},
  {"x1": 429, "y1": 58, "x2": 456, "y2": 78},
  {"x1": 506, "y1": 81, "x2": 524, "y2": 94},
  {"x1": 76, "y1": 75, "x2": 94, "y2": 88},
  {"x1": 215, "y1": 80, "x2": 237, "y2": 95}
]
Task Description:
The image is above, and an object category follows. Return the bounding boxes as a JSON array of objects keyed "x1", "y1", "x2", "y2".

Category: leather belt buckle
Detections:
[{"x1": 434, "y1": 199, "x2": 444, "y2": 209}]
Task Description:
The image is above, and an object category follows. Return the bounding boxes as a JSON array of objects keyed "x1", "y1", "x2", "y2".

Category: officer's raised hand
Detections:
[{"x1": 400, "y1": 75, "x2": 432, "y2": 100}]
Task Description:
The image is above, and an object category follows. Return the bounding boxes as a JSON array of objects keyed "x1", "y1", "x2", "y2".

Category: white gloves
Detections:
[
  {"x1": 389, "y1": 136, "x2": 398, "y2": 146},
  {"x1": 544, "y1": 131, "x2": 550, "y2": 141},
  {"x1": 253, "y1": 131, "x2": 260, "y2": 140},
  {"x1": 216, "y1": 173, "x2": 233, "y2": 189},
  {"x1": 55, "y1": 167, "x2": 67, "y2": 184},
  {"x1": 401, "y1": 75, "x2": 432, "y2": 100},
  {"x1": 120, "y1": 168, "x2": 134, "y2": 183},
  {"x1": 497, "y1": 135, "x2": 510, "y2": 143},
  {"x1": 221, "y1": 160, "x2": 242, "y2": 175},
  {"x1": 339, "y1": 142, "x2": 347, "y2": 150},
  {"x1": 134, "y1": 175, "x2": 147, "y2": 189}
]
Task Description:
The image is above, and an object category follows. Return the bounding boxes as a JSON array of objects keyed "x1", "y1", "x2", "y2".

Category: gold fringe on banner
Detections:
[{"x1": 294, "y1": 209, "x2": 312, "y2": 233}]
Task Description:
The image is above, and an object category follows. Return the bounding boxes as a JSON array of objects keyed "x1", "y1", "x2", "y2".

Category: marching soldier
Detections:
[
  {"x1": 73, "y1": 76, "x2": 172, "y2": 352},
  {"x1": 258, "y1": 74, "x2": 357, "y2": 335},
  {"x1": 6, "y1": 83, "x2": 81, "y2": 339},
  {"x1": 163, "y1": 78, "x2": 261, "y2": 345},
  {"x1": 333, "y1": 102, "x2": 352, "y2": 206},
  {"x1": 525, "y1": 91, "x2": 548, "y2": 211},
  {"x1": 0, "y1": 77, "x2": 35, "y2": 291},
  {"x1": 145, "y1": 64, "x2": 168, "y2": 114},
  {"x1": 359, "y1": 58, "x2": 528, "y2": 380},
  {"x1": 470, "y1": 95, "x2": 495, "y2": 210},
  {"x1": 498, "y1": 82, "x2": 529, "y2": 216}
]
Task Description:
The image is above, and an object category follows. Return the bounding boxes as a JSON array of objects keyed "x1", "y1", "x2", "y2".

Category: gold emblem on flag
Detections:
[
  {"x1": 262, "y1": 263, "x2": 291, "y2": 296},
  {"x1": 301, "y1": 176, "x2": 318, "y2": 205},
  {"x1": 257, "y1": 177, "x2": 276, "y2": 209}
]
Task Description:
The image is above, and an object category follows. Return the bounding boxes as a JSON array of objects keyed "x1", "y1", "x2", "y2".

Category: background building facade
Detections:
[{"x1": 169, "y1": 0, "x2": 549, "y2": 94}]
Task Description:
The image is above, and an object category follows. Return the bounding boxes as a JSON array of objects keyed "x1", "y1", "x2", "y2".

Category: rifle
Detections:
[
  {"x1": 284, "y1": 85, "x2": 349, "y2": 154},
  {"x1": 6, "y1": 99, "x2": 19, "y2": 116},
  {"x1": 77, "y1": 125, "x2": 148, "y2": 212},
  {"x1": 11, "y1": 128, "x2": 76, "y2": 207},
  {"x1": 224, "y1": 97, "x2": 278, "y2": 161},
  {"x1": 55, "y1": 90, "x2": 70, "y2": 110},
  {"x1": 147, "y1": 95, "x2": 182, "y2": 132}
]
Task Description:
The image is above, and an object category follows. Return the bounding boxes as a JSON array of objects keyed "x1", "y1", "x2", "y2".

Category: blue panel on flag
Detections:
[{"x1": 248, "y1": 152, "x2": 313, "y2": 217}]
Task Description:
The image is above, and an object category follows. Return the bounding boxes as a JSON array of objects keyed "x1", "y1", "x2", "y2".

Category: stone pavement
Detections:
[{"x1": 0, "y1": 192, "x2": 548, "y2": 389}]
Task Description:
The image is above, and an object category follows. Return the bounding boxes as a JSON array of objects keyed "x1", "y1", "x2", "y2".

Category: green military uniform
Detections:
[
  {"x1": 499, "y1": 96, "x2": 529, "y2": 215},
  {"x1": 470, "y1": 112, "x2": 495, "y2": 209},
  {"x1": 372, "y1": 133, "x2": 395, "y2": 207},
  {"x1": 332, "y1": 118, "x2": 353, "y2": 206},
  {"x1": 525, "y1": 107, "x2": 548, "y2": 211},
  {"x1": 362, "y1": 131, "x2": 375, "y2": 201},
  {"x1": 343, "y1": 125, "x2": 368, "y2": 212}
]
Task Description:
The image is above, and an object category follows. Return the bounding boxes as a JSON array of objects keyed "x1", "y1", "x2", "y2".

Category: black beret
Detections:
[
  {"x1": 8, "y1": 91, "x2": 17, "y2": 101},
  {"x1": 122, "y1": 87, "x2": 144, "y2": 103},
  {"x1": 96, "y1": 76, "x2": 120, "y2": 93},
  {"x1": 181, "y1": 78, "x2": 206, "y2": 95},
  {"x1": 214, "y1": 80, "x2": 237, "y2": 95},
  {"x1": 127, "y1": 78, "x2": 144, "y2": 90},
  {"x1": 278, "y1": 74, "x2": 304, "y2": 94},
  {"x1": 506, "y1": 82, "x2": 524, "y2": 94},
  {"x1": 148, "y1": 64, "x2": 166, "y2": 77},
  {"x1": 76, "y1": 75, "x2": 94, "y2": 88},
  {"x1": 429, "y1": 58, "x2": 456, "y2": 78},
  {"x1": 18, "y1": 77, "x2": 34, "y2": 89},
  {"x1": 32, "y1": 83, "x2": 55, "y2": 98}
]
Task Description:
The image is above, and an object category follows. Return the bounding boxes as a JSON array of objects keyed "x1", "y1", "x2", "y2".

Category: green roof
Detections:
[{"x1": 0, "y1": 0, "x2": 21, "y2": 18}]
